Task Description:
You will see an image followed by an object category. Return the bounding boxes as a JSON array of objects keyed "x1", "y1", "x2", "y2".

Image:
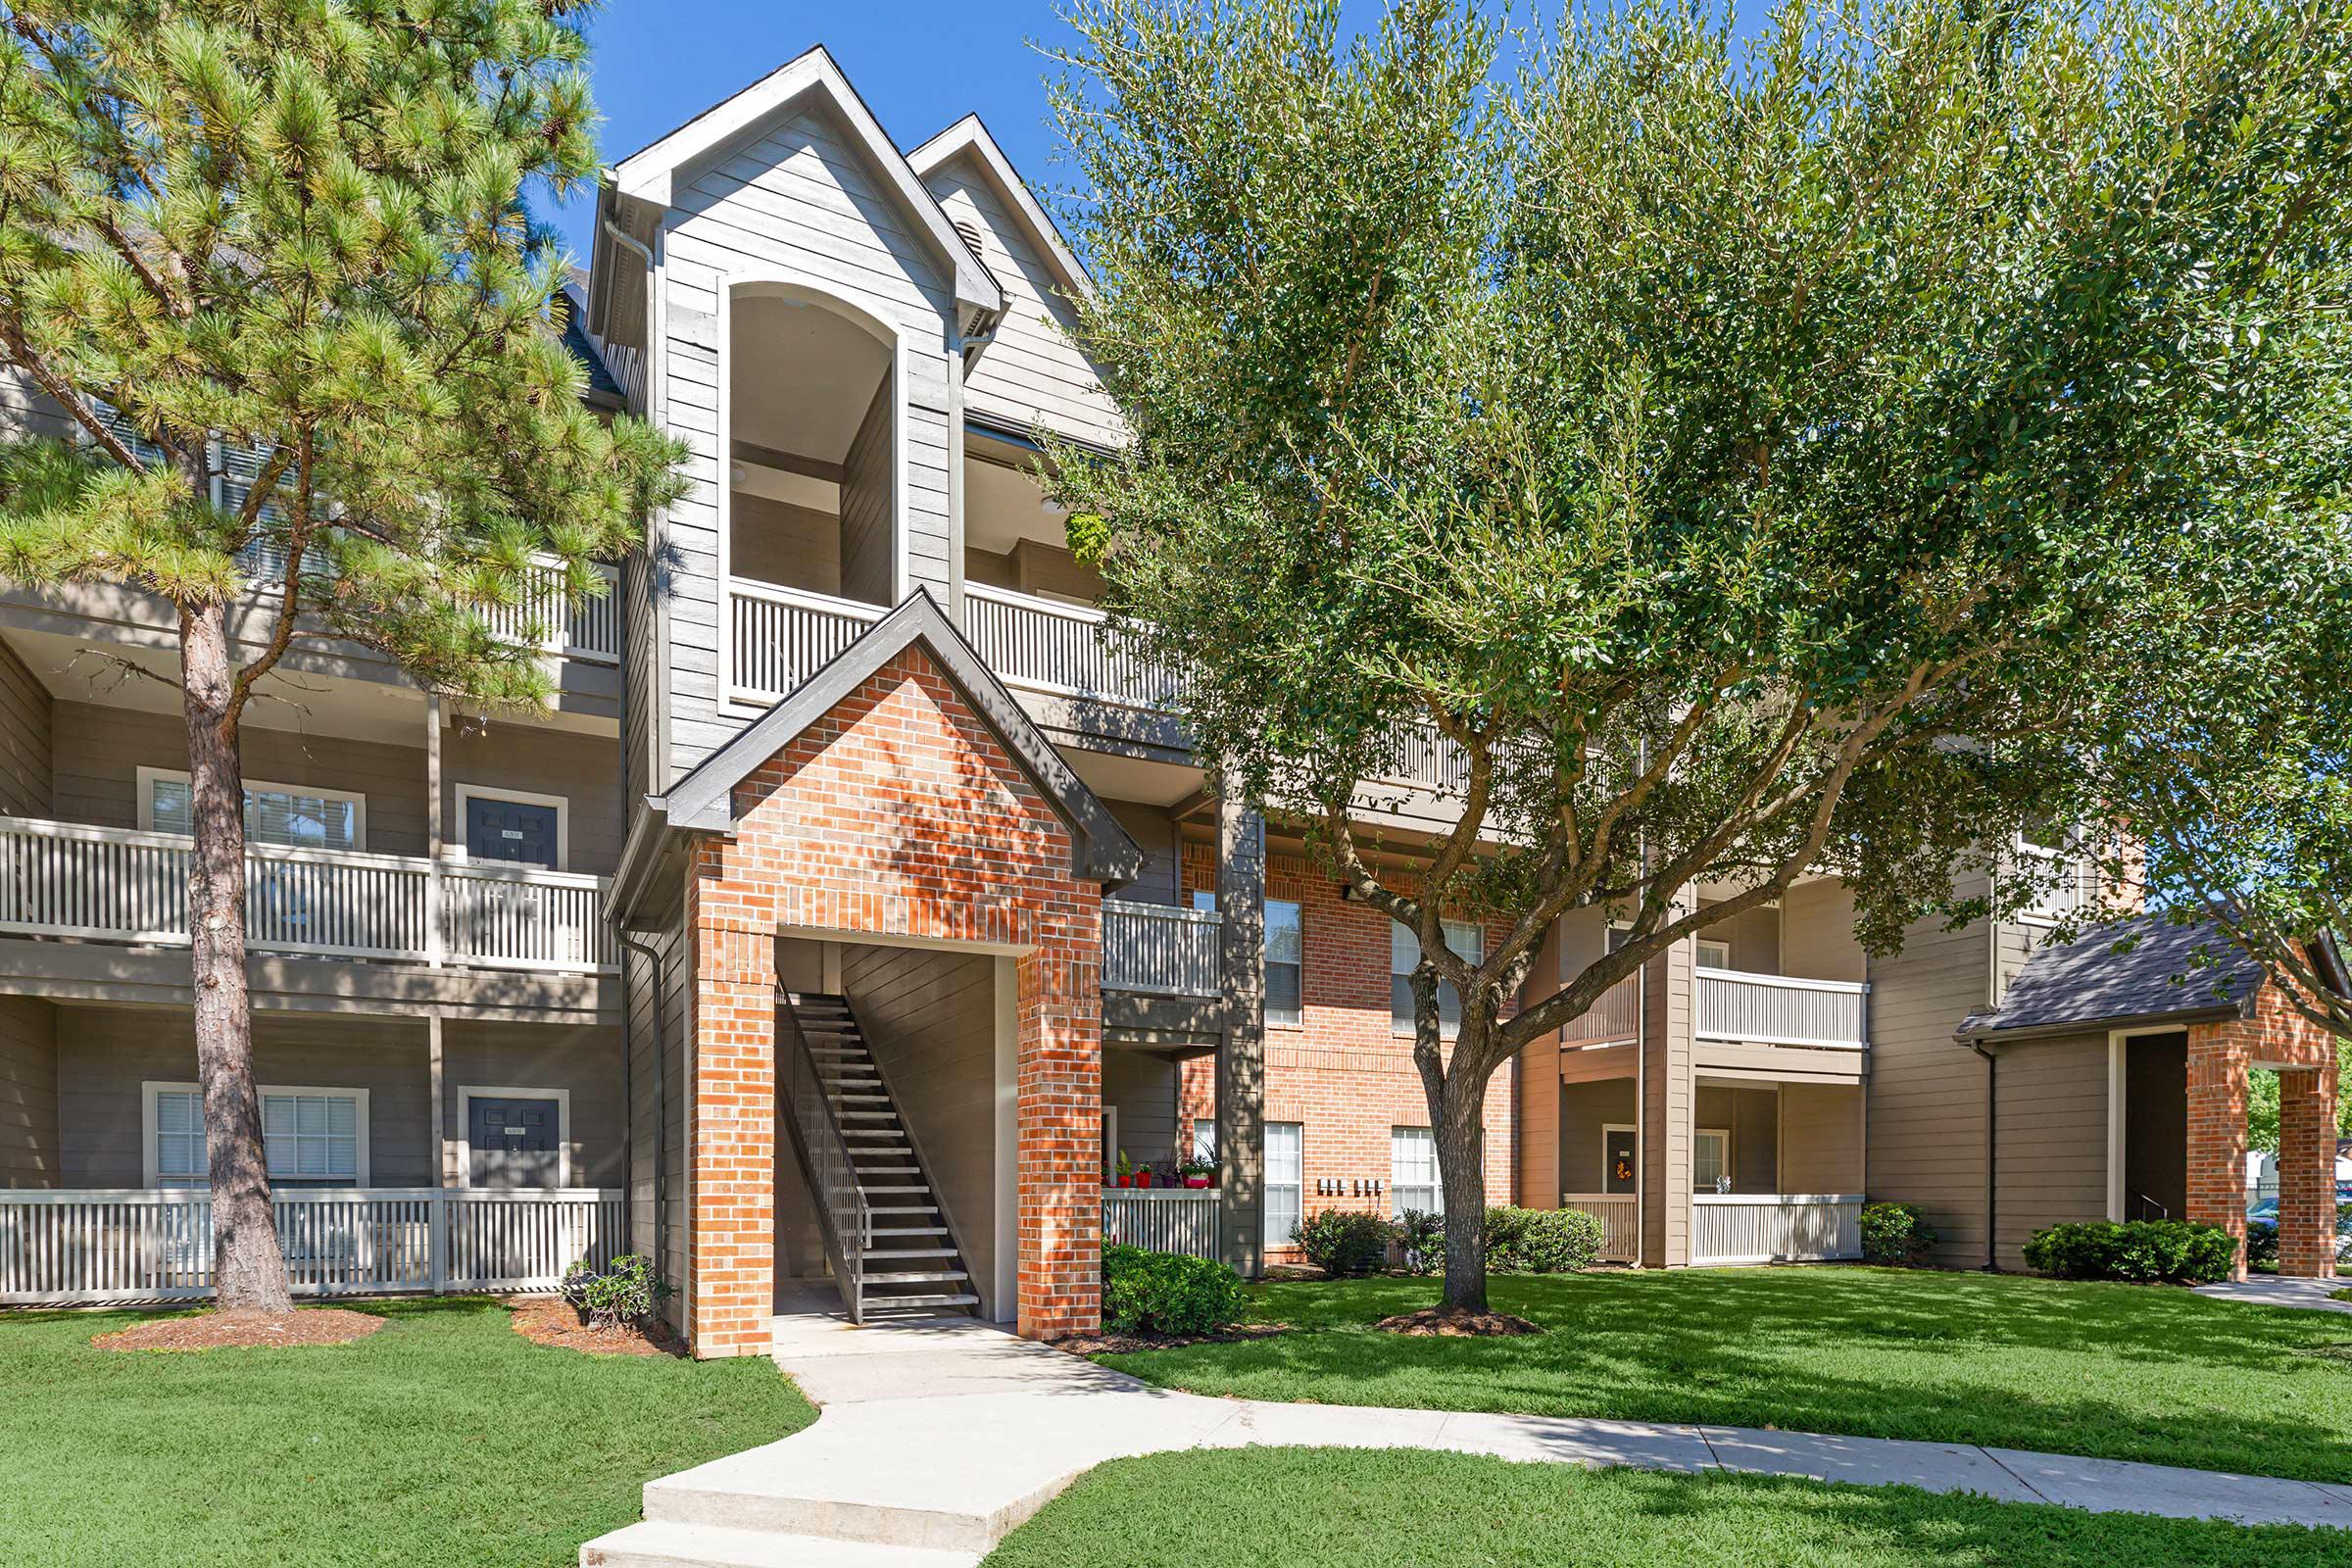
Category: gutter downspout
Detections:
[
  {"x1": 620, "y1": 932, "x2": 669, "y2": 1283},
  {"x1": 1969, "y1": 1038, "x2": 1999, "y2": 1271}
]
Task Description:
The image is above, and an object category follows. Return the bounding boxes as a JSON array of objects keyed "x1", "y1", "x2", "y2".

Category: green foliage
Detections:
[
  {"x1": 0, "y1": 0, "x2": 686, "y2": 695},
  {"x1": 2021, "y1": 1222, "x2": 2238, "y2": 1285},
  {"x1": 560, "y1": 1253, "x2": 670, "y2": 1332},
  {"x1": 2245, "y1": 1219, "x2": 2279, "y2": 1274},
  {"x1": 1394, "y1": 1208, "x2": 1445, "y2": 1275},
  {"x1": 1481, "y1": 1205, "x2": 1602, "y2": 1274},
  {"x1": 1293, "y1": 1209, "x2": 1394, "y2": 1277},
  {"x1": 1100, "y1": 1244, "x2": 1247, "y2": 1335},
  {"x1": 1858, "y1": 1202, "x2": 1939, "y2": 1268},
  {"x1": 1047, "y1": 0, "x2": 2352, "y2": 1296}
]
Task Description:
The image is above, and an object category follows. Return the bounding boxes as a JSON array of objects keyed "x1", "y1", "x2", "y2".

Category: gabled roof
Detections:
[
  {"x1": 555, "y1": 276, "x2": 624, "y2": 410},
  {"x1": 610, "y1": 46, "x2": 1003, "y2": 318},
  {"x1": 906, "y1": 114, "x2": 1094, "y2": 302},
  {"x1": 1957, "y1": 915, "x2": 2265, "y2": 1041},
  {"x1": 646, "y1": 589, "x2": 1141, "y2": 886}
]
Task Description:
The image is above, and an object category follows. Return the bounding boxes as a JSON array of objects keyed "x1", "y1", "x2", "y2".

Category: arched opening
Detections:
[{"x1": 724, "y1": 281, "x2": 897, "y2": 612}]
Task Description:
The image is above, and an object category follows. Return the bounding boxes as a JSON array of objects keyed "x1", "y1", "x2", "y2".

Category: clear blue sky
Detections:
[{"x1": 550, "y1": 0, "x2": 1395, "y2": 262}]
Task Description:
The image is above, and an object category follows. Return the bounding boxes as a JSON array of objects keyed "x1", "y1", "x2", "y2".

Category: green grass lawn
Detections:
[
  {"x1": 984, "y1": 1446, "x2": 2352, "y2": 1567},
  {"x1": 1092, "y1": 1268, "x2": 2352, "y2": 1484},
  {"x1": 0, "y1": 1298, "x2": 812, "y2": 1568}
]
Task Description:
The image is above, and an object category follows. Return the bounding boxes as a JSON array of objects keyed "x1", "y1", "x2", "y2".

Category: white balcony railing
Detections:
[
  {"x1": 0, "y1": 816, "x2": 612, "y2": 972},
  {"x1": 958, "y1": 583, "x2": 1184, "y2": 710},
  {"x1": 1695, "y1": 968, "x2": 1869, "y2": 1050},
  {"x1": 1559, "y1": 1192, "x2": 1640, "y2": 1262},
  {"x1": 1102, "y1": 901, "x2": 1222, "y2": 997},
  {"x1": 479, "y1": 560, "x2": 622, "y2": 664},
  {"x1": 0, "y1": 1188, "x2": 625, "y2": 1304},
  {"x1": 1691, "y1": 1193, "x2": 1865, "y2": 1265},
  {"x1": 1102, "y1": 1187, "x2": 1221, "y2": 1260},
  {"x1": 1560, "y1": 972, "x2": 1643, "y2": 1048},
  {"x1": 727, "y1": 579, "x2": 884, "y2": 704}
]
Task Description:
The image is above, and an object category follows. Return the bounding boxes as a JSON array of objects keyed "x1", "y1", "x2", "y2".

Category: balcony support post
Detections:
[
  {"x1": 1213, "y1": 778, "x2": 1266, "y2": 1279},
  {"x1": 424, "y1": 696, "x2": 445, "y2": 967}
]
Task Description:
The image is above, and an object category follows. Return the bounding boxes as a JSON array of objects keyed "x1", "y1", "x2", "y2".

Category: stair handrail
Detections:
[{"x1": 778, "y1": 996, "x2": 870, "y2": 1323}]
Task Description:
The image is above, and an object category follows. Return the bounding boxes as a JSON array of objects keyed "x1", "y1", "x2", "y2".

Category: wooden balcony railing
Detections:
[
  {"x1": 1690, "y1": 1194, "x2": 1864, "y2": 1264},
  {"x1": 1695, "y1": 968, "x2": 1869, "y2": 1050},
  {"x1": 957, "y1": 583, "x2": 1184, "y2": 710},
  {"x1": 0, "y1": 816, "x2": 612, "y2": 972},
  {"x1": 726, "y1": 579, "x2": 884, "y2": 704},
  {"x1": 1102, "y1": 1188, "x2": 1220, "y2": 1260},
  {"x1": 1560, "y1": 971, "x2": 1643, "y2": 1048},
  {"x1": 1102, "y1": 901, "x2": 1222, "y2": 998}
]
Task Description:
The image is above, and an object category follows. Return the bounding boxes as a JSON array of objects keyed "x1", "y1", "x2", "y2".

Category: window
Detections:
[
  {"x1": 1265, "y1": 1122, "x2": 1302, "y2": 1250},
  {"x1": 1391, "y1": 919, "x2": 1485, "y2": 1036},
  {"x1": 1695, "y1": 937, "x2": 1733, "y2": 971},
  {"x1": 1192, "y1": 893, "x2": 1303, "y2": 1028},
  {"x1": 1391, "y1": 1126, "x2": 1440, "y2": 1217},
  {"x1": 2015, "y1": 818, "x2": 2083, "y2": 926},
  {"x1": 1693, "y1": 1128, "x2": 1731, "y2": 1194},
  {"x1": 139, "y1": 767, "x2": 364, "y2": 853},
  {"x1": 1192, "y1": 1119, "x2": 1215, "y2": 1162},
  {"x1": 145, "y1": 1082, "x2": 368, "y2": 1188}
]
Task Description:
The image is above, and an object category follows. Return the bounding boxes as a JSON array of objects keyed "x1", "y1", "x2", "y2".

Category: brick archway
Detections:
[
  {"x1": 2185, "y1": 984, "x2": 2339, "y2": 1281},
  {"x1": 682, "y1": 646, "x2": 1105, "y2": 1353}
]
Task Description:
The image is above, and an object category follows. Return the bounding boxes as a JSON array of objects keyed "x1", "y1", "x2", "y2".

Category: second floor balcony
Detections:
[{"x1": 0, "y1": 814, "x2": 613, "y2": 974}]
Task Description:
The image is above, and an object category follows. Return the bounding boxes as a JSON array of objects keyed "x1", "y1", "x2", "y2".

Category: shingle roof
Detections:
[
  {"x1": 556, "y1": 280, "x2": 624, "y2": 408},
  {"x1": 1956, "y1": 914, "x2": 2264, "y2": 1040}
]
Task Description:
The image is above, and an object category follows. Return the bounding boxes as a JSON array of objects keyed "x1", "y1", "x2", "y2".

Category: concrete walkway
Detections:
[
  {"x1": 2195, "y1": 1274, "x2": 2352, "y2": 1313},
  {"x1": 580, "y1": 1309, "x2": 2352, "y2": 1567}
]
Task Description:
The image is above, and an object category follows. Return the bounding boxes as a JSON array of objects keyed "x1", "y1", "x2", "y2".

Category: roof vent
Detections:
[{"x1": 953, "y1": 218, "x2": 985, "y2": 256}]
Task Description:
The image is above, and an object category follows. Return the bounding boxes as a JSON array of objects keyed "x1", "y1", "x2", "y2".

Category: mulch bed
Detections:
[
  {"x1": 93, "y1": 1307, "x2": 386, "y2": 1352},
  {"x1": 1053, "y1": 1322, "x2": 1290, "y2": 1356},
  {"x1": 508, "y1": 1295, "x2": 683, "y2": 1357},
  {"x1": 1373, "y1": 1305, "x2": 1544, "y2": 1337}
]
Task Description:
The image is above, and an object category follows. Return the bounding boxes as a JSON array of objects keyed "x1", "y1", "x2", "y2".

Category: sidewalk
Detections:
[
  {"x1": 580, "y1": 1308, "x2": 2352, "y2": 1566},
  {"x1": 2195, "y1": 1275, "x2": 2352, "y2": 1313}
]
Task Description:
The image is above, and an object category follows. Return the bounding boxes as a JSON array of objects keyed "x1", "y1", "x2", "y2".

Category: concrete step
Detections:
[{"x1": 580, "y1": 1520, "x2": 980, "y2": 1568}]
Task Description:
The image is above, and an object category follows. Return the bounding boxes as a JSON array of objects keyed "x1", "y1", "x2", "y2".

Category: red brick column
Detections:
[
  {"x1": 2184, "y1": 1027, "x2": 2252, "y2": 1280},
  {"x1": 685, "y1": 878, "x2": 780, "y2": 1357},
  {"x1": 2278, "y1": 1066, "x2": 2339, "y2": 1280},
  {"x1": 1016, "y1": 946, "x2": 1102, "y2": 1338}
]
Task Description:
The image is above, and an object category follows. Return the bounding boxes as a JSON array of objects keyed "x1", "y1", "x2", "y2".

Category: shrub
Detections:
[
  {"x1": 1100, "y1": 1244, "x2": 1246, "y2": 1335},
  {"x1": 561, "y1": 1253, "x2": 670, "y2": 1332},
  {"x1": 1482, "y1": 1205, "x2": 1603, "y2": 1274},
  {"x1": 2246, "y1": 1218, "x2": 2279, "y2": 1274},
  {"x1": 1859, "y1": 1201, "x2": 1938, "y2": 1267},
  {"x1": 2021, "y1": 1220, "x2": 2236, "y2": 1285},
  {"x1": 1294, "y1": 1208, "x2": 1393, "y2": 1277},
  {"x1": 1394, "y1": 1208, "x2": 1445, "y2": 1276}
]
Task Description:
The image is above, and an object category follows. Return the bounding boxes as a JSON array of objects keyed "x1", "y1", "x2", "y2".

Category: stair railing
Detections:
[{"x1": 778, "y1": 997, "x2": 871, "y2": 1323}]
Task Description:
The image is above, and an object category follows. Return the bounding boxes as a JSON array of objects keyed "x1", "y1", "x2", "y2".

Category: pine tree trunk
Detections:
[
  {"x1": 1435, "y1": 1066, "x2": 1490, "y2": 1313},
  {"x1": 182, "y1": 603, "x2": 291, "y2": 1315}
]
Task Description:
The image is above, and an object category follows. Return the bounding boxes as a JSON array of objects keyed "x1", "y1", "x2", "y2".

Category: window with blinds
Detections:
[
  {"x1": 145, "y1": 773, "x2": 362, "y2": 853},
  {"x1": 1192, "y1": 893, "x2": 1304, "y2": 1028},
  {"x1": 1264, "y1": 1122, "x2": 1302, "y2": 1250},
  {"x1": 1391, "y1": 1126, "x2": 1441, "y2": 1216},
  {"x1": 150, "y1": 1087, "x2": 362, "y2": 1188},
  {"x1": 1391, "y1": 919, "x2": 1485, "y2": 1037}
]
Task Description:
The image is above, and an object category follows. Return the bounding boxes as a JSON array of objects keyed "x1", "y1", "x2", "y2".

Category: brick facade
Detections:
[
  {"x1": 2184, "y1": 980, "x2": 2338, "y2": 1280},
  {"x1": 1176, "y1": 846, "x2": 1517, "y2": 1258},
  {"x1": 685, "y1": 647, "x2": 1105, "y2": 1353}
]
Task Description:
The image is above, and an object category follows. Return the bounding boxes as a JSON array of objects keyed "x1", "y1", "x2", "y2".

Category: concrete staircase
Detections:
[{"x1": 785, "y1": 993, "x2": 978, "y2": 1320}]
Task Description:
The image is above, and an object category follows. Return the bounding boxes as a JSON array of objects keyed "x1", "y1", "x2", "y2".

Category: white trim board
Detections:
[
  {"x1": 141, "y1": 1080, "x2": 371, "y2": 1188},
  {"x1": 451, "y1": 784, "x2": 570, "y2": 872},
  {"x1": 455, "y1": 1085, "x2": 572, "y2": 1190}
]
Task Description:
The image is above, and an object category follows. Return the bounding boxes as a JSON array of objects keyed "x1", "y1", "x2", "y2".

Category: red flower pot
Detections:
[
  {"x1": 1135, "y1": 1171, "x2": 1153, "y2": 1189},
  {"x1": 1185, "y1": 1175, "x2": 1210, "y2": 1189}
]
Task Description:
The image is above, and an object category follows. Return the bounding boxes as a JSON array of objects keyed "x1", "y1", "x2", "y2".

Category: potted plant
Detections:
[
  {"x1": 1112, "y1": 1150, "x2": 1135, "y2": 1189},
  {"x1": 1179, "y1": 1155, "x2": 1214, "y2": 1189}
]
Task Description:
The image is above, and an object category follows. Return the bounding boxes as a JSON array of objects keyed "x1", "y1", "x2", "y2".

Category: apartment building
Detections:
[{"x1": 0, "y1": 43, "x2": 2332, "y2": 1348}]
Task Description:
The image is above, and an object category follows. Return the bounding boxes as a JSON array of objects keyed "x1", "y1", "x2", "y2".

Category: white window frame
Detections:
[
  {"x1": 1392, "y1": 919, "x2": 1485, "y2": 1037},
  {"x1": 1693, "y1": 1127, "x2": 1732, "y2": 1193},
  {"x1": 1391, "y1": 1125, "x2": 1441, "y2": 1218},
  {"x1": 1265, "y1": 898, "x2": 1303, "y2": 1030},
  {"x1": 450, "y1": 784, "x2": 570, "y2": 871},
  {"x1": 456, "y1": 1085, "x2": 571, "y2": 1190},
  {"x1": 1192, "y1": 1118, "x2": 1216, "y2": 1162},
  {"x1": 142, "y1": 1080, "x2": 370, "y2": 1188},
  {"x1": 1695, "y1": 937, "x2": 1734, "y2": 972},
  {"x1": 1264, "y1": 1121, "x2": 1303, "y2": 1250},
  {"x1": 2013, "y1": 822, "x2": 2083, "y2": 928},
  {"x1": 137, "y1": 766, "x2": 368, "y2": 852},
  {"x1": 1601, "y1": 1122, "x2": 1639, "y2": 1193}
]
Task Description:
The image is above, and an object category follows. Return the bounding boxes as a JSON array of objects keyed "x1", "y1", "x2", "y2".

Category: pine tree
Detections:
[{"x1": 0, "y1": 0, "x2": 684, "y2": 1313}]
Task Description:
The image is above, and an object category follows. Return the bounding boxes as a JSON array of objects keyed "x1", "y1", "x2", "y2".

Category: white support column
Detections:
[{"x1": 425, "y1": 695, "x2": 445, "y2": 967}]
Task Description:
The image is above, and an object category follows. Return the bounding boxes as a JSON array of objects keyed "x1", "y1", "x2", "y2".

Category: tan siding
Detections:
[
  {"x1": 0, "y1": 996, "x2": 58, "y2": 1187},
  {"x1": 1695, "y1": 1084, "x2": 1779, "y2": 1192},
  {"x1": 1779, "y1": 1082, "x2": 1864, "y2": 1193},
  {"x1": 731, "y1": 493, "x2": 842, "y2": 597},
  {"x1": 1863, "y1": 874, "x2": 1998, "y2": 1265},
  {"x1": 1781, "y1": 880, "x2": 1867, "y2": 983},
  {"x1": 1515, "y1": 921, "x2": 1563, "y2": 1205},
  {"x1": 0, "y1": 365, "x2": 78, "y2": 443},
  {"x1": 441, "y1": 721, "x2": 624, "y2": 874},
  {"x1": 0, "y1": 635, "x2": 53, "y2": 817},
  {"x1": 1103, "y1": 1050, "x2": 1179, "y2": 1167},
  {"x1": 1993, "y1": 1030, "x2": 2110, "y2": 1269},
  {"x1": 1561, "y1": 1077, "x2": 1636, "y2": 1194},
  {"x1": 838, "y1": 375, "x2": 895, "y2": 606},
  {"x1": 622, "y1": 913, "x2": 688, "y2": 1324},
  {"x1": 442, "y1": 1020, "x2": 624, "y2": 1188},
  {"x1": 1103, "y1": 800, "x2": 1180, "y2": 906},
  {"x1": 839, "y1": 944, "x2": 1003, "y2": 1316},
  {"x1": 1009, "y1": 539, "x2": 1103, "y2": 603},
  {"x1": 56, "y1": 1006, "x2": 431, "y2": 1186}
]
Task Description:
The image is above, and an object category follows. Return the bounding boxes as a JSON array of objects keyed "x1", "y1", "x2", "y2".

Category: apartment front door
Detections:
[
  {"x1": 469, "y1": 1095, "x2": 561, "y2": 1189},
  {"x1": 465, "y1": 795, "x2": 560, "y2": 869},
  {"x1": 1603, "y1": 1126, "x2": 1639, "y2": 1195}
]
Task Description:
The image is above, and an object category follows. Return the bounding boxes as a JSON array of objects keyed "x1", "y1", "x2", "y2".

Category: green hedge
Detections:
[
  {"x1": 1858, "y1": 1201, "x2": 1938, "y2": 1267},
  {"x1": 1295, "y1": 1208, "x2": 1395, "y2": 1277},
  {"x1": 1482, "y1": 1205, "x2": 1604, "y2": 1273},
  {"x1": 1101, "y1": 1244, "x2": 1247, "y2": 1335},
  {"x1": 2021, "y1": 1220, "x2": 2236, "y2": 1284}
]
